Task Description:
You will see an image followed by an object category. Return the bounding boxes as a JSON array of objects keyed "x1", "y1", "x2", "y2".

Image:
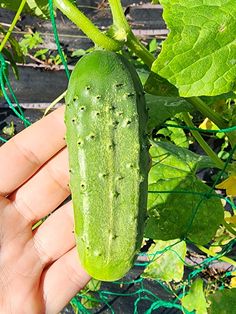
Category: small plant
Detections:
[{"x1": 19, "y1": 31, "x2": 44, "y2": 55}]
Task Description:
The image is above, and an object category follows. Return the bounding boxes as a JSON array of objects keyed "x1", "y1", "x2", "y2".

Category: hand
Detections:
[{"x1": 0, "y1": 106, "x2": 90, "y2": 314}]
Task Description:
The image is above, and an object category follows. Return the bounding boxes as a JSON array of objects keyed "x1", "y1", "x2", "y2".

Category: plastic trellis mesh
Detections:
[
  {"x1": 0, "y1": 51, "x2": 31, "y2": 143},
  {"x1": 0, "y1": 1, "x2": 236, "y2": 313}
]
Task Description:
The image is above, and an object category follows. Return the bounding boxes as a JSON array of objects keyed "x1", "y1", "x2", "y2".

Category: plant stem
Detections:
[
  {"x1": 108, "y1": 0, "x2": 130, "y2": 32},
  {"x1": 126, "y1": 32, "x2": 155, "y2": 68},
  {"x1": 0, "y1": 0, "x2": 27, "y2": 52},
  {"x1": 188, "y1": 97, "x2": 236, "y2": 147},
  {"x1": 187, "y1": 97, "x2": 227, "y2": 129},
  {"x1": 196, "y1": 244, "x2": 236, "y2": 268},
  {"x1": 222, "y1": 220, "x2": 236, "y2": 237},
  {"x1": 108, "y1": 0, "x2": 155, "y2": 66},
  {"x1": 44, "y1": 90, "x2": 67, "y2": 116},
  {"x1": 53, "y1": 0, "x2": 121, "y2": 51},
  {"x1": 182, "y1": 112, "x2": 224, "y2": 170}
]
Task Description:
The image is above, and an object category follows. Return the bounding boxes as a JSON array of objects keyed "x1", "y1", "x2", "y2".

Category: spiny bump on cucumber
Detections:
[{"x1": 65, "y1": 50, "x2": 149, "y2": 282}]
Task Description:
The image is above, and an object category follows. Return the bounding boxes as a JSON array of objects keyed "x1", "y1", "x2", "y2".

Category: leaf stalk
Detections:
[
  {"x1": 0, "y1": 0, "x2": 27, "y2": 52},
  {"x1": 53, "y1": 0, "x2": 121, "y2": 51},
  {"x1": 182, "y1": 112, "x2": 224, "y2": 170}
]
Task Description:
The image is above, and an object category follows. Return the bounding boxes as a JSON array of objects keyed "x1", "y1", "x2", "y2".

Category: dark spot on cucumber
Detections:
[
  {"x1": 127, "y1": 163, "x2": 134, "y2": 169},
  {"x1": 116, "y1": 175, "x2": 124, "y2": 181},
  {"x1": 112, "y1": 121, "x2": 119, "y2": 127},
  {"x1": 108, "y1": 140, "x2": 116, "y2": 149},
  {"x1": 109, "y1": 105, "x2": 116, "y2": 111},
  {"x1": 127, "y1": 92, "x2": 135, "y2": 97},
  {"x1": 81, "y1": 183, "x2": 85, "y2": 189},
  {"x1": 95, "y1": 111, "x2": 100, "y2": 116},
  {"x1": 96, "y1": 95, "x2": 101, "y2": 100},
  {"x1": 99, "y1": 173, "x2": 108, "y2": 178},
  {"x1": 126, "y1": 120, "x2": 131, "y2": 125},
  {"x1": 80, "y1": 106, "x2": 85, "y2": 111},
  {"x1": 94, "y1": 250, "x2": 102, "y2": 257},
  {"x1": 72, "y1": 118, "x2": 76, "y2": 123},
  {"x1": 86, "y1": 86, "x2": 91, "y2": 90},
  {"x1": 112, "y1": 234, "x2": 118, "y2": 240},
  {"x1": 114, "y1": 191, "x2": 120, "y2": 198},
  {"x1": 73, "y1": 96, "x2": 78, "y2": 102},
  {"x1": 88, "y1": 134, "x2": 95, "y2": 140},
  {"x1": 115, "y1": 83, "x2": 124, "y2": 88}
]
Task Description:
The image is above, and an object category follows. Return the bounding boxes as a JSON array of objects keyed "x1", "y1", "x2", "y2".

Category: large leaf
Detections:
[
  {"x1": 153, "y1": 0, "x2": 236, "y2": 97},
  {"x1": 142, "y1": 239, "x2": 186, "y2": 282},
  {"x1": 208, "y1": 288, "x2": 236, "y2": 314},
  {"x1": 146, "y1": 94, "x2": 193, "y2": 131},
  {"x1": 181, "y1": 279, "x2": 208, "y2": 314},
  {"x1": 145, "y1": 142, "x2": 224, "y2": 244},
  {"x1": 0, "y1": 0, "x2": 50, "y2": 18}
]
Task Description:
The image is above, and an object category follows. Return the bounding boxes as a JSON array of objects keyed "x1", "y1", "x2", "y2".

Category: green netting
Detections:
[{"x1": 0, "y1": 1, "x2": 236, "y2": 313}]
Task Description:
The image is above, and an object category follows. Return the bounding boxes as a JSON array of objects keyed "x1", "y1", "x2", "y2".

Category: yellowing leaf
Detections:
[
  {"x1": 216, "y1": 176, "x2": 236, "y2": 197},
  {"x1": 142, "y1": 239, "x2": 186, "y2": 282},
  {"x1": 230, "y1": 277, "x2": 236, "y2": 288},
  {"x1": 199, "y1": 118, "x2": 218, "y2": 131},
  {"x1": 225, "y1": 215, "x2": 236, "y2": 225},
  {"x1": 182, "y1": 278, "x2": 208, "y2": 314}
]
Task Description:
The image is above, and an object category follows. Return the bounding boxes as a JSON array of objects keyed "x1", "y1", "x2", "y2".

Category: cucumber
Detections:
[{"x1": 65, "y1": 50, "x2": 149, "y2": 281}]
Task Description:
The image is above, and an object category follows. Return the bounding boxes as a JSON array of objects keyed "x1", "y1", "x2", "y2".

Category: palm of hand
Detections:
[{"x1": 0, "y1": 107, "x2": 90, "y2": 314}]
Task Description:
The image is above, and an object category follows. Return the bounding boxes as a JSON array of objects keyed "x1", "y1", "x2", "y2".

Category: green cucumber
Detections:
[{"x1": 65, "y1": 50, "x2": 149, "y2": 281}]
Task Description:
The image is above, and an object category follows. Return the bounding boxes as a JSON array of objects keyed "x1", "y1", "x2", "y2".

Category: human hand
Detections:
[{"x1": 0, "y1": 106, "x2": 90, "y2": 314}]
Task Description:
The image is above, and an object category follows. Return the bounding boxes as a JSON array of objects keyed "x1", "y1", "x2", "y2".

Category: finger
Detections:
[
  {"x1": 9, "y1": 147, "x2": 70, "y2": 223},
  {"x1": 42, "y1": 248, "x2": 91, "y2": 314},
  {"x1": 33, "y1": 201, "x2": 75, "y2": 265},
  {"x1": 0, "y1": 106, "x2": 65, "y2": 196}
]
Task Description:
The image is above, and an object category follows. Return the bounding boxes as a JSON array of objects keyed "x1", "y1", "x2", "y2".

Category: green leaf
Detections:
[
  {"x1": 72, "y1": 49, "x2": 86, "y2": 58},
  {"x1": 142, "y1": 239, "x2": 186, "y2": 282},
  {"x1": 148, "y1": 39, "x2": 158, "y2": 53},
  {"x1": 154, "y1": 0, "x2": 236, "y2": 97},
  {"x1": 156, "y1": 120, "x2": 189, "y2": 148},
  {"x1": 208, "y1": 288, "x2": 236, "y2": 314},
  {"x1": 2, "y1": 121, "x2": 15, "y2": 137},
  {"x1": 0, "y1": 0, "x2": 50, "y2": 18},
  {"x1": 146, "y1": 94, "x2": 193, "y2": 131},
  {"x1": 19, "y1": 32, "x2": 44, "y2": 55},
  {"x1": 149, "y1": 141, "x2": 214, "y2": 177},
  {"x1": 0, "y1": 24, "x2": 24, "y2": 77},
  {"x1": 181, "y1": 278, "x2": 208, "y2": 314},
  {"x1": 145, "y1": 141, "x2": 224, "y2": 244},
  {"x1": 80, "y1": 293, "x2": 100, "y2": 310},
  {"x1": 144, "y1": 71, "x2": 179, "y2": 97},
  {"x1": 2, "y1": 48, "x2": 19, "y2": 79},
  {"x1": 86, "y1": 279, "x2": 101, "y2": 292}
]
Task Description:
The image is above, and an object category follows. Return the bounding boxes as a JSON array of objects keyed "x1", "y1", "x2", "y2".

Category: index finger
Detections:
[{"x1": 0, "y1": 106, "x2": 66, "y2": 196}]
